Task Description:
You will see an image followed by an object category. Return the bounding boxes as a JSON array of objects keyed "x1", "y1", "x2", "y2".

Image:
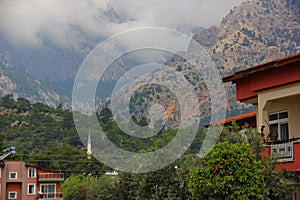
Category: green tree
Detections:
[
  {"x1": 61, "y1": 174, "x2": 87, "y2": 198},
  {"x1": 16, "y1": 97, "x2": 31, "y2": 113},
  {"x1": 219, "y1": 121, "x2": 264, "y2": 161},
  {"x1": 62, "y1": 174, "x2": 118, "y2": 200},
  {"x1": 219, "y1": 121, "x2": 299, "y2": 199},
  {"x1": 187, "y1": 142, "x2": 267, "y2": 199},
  {"x1": 86, "y1": 175, "x2": 118, "y2": 200},
  {"x1": 0, "y1": 94, "x2": 16, "y2": 109},
  {"x1": 117, "y1": 164, "x2": 193, "y2": 200}
]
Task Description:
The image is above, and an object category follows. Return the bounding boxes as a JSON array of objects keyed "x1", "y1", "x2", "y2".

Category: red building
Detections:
[
  {"x1": 0, "y1": 161, "x2": 64, "y2": 200},
  {"x1": 223, "y1": 52, "x2": 300, "y2": 198}
]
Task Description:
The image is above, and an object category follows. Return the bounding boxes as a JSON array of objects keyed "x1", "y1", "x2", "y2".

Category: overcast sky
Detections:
[{"x1": 0, "y1": 0, "x2": 246, "y2": 48}]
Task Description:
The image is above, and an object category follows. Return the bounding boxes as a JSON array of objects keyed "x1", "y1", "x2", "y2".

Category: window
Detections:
[
  {"x1": 28, "y1": 167, "x2": 36, "y2": 178},
  {"x1": 9, "y1": 172, "x2": 17, "y2": 179},
  {"x1": 41, "y1": 184, "x2": 56, "y2": 198},
  {"x1": 28, "y1": 184, "x2": 36, "y2": 195},
  {"x1": 268, "y1": 111, "x2": 289, "y2": 141},
  {"x1": 8, "y1": 192, "x2": 17, "y2": 199}
]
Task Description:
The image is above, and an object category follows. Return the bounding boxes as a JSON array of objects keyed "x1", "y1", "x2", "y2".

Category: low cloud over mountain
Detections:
[{"x1": 0, "y1": 0, "x2": 245, "y2": 48}]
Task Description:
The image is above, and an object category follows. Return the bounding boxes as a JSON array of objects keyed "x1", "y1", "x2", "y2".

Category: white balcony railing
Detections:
[
  {"x1": 270, "y1": 142, "x2": 294, "y2": 161},
  {"x1": 37, "y1": 192, "x2": 63, "y2": 199},
  {"x1": 38, "y1": 173, "x2": 64, "y2": 181}
]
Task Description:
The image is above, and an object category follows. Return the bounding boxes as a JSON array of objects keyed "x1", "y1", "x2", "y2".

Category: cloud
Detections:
[
  {"x1": 111, "y1": 0, "x2": 245, "y2": 28},
  {"x1": 0, "y1": 0, "x2": 246, "y2": 48}
]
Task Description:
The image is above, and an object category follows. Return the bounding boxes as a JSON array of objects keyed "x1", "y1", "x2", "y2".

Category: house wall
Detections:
[
  {"x1": 257, "y1": 83, "x2": 300, "y2": 139},
  {"x1": 6, "y1": 161, "x2": 23, "y2": 183},
  {"x1": 0, "y1": 161, "x2": 63, "y2": 200},
  {"x1": 5, "y1": 161, "x2": 24, "y2": 200},
  {"x1": 36, "y1": 168, "x2": 63, "y2": 198},
  {"x1": 235, "y1": 77, "x2": 257, "y2": 102},
  {"x1": 6, "y1": 183, "x2": 22, "y2": 200},
  {"x1": 0, "y1": 165, "x2": 4, "y2": 200},
  {"x1": 263, "y1": 142, "x2": 300, "y2": 172},
  {"x1": 234, "y1": 61, "x2": 300, "y2": 102},
  {"x1": 24, "y1": 166, "x2": 38, "y2": 200}
]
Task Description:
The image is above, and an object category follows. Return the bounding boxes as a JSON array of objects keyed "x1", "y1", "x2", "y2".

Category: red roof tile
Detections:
[{"x1": 205, "y1": 111, "x2": 256, "y2": 127}]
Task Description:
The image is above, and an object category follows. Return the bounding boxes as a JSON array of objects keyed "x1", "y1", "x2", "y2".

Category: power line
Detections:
[
  {"x1": 27, "y1": 160, "x2": 102, "y2": 163},
  {"x1": 15, "y1": 154, "x2": 88, "y2": 157}
]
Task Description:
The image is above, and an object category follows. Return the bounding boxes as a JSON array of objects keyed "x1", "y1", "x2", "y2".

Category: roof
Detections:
[
  {"x1": 205, "y1": 111, "x2": 256, "y2": 127},
  {"x1": 2, "y1": 160, "x2": 62, "y2": 174},
  {"x1": 223, "y1": 52, "x2": 300, "y2": 83}
]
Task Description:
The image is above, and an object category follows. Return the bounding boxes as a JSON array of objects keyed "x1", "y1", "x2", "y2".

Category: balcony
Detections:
[
  {"x1": 263, "y1": 140, "x2": 300, "y2": 172},
  {"x1": 38, "y1": 173, "x2": 64, "y2": 182},
  {"x1": 270, "y1": 142, "x2": 294, "y2": 162},
  {"x1": 37, "y1": 192, "x2": 63, "y2": 200}
]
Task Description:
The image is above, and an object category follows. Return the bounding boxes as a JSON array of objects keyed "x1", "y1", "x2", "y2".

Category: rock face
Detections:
[
  {"x1": 0, "y1": 0, "x2": 299, "y2": 117},
  {"x1": 130, "y1": 0, "x2": 300, "y2": 126},
  {"x1": 189, "y1": 0, "x2": 299, "y2": 122},
  {"x1": 0, "y1": 69, "x2": 16, "y2": 96},
  {"x1": 0, "y1": 4, "x2": 124, "y2": 107},
  {"x1": 194, "y1": 0, "x2": 300, "y2": 71}
]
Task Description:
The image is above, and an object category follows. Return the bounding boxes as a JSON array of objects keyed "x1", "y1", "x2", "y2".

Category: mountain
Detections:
[
  {"x1": 0, "y1": 0, "x2": 299, "y2": 116},
  {"x1": 128, "y1": 0, "x2": 300, "y2": 124},
  {"x1": 0, "y1": 4, "x2": 124, "y2": 107},
  {"x1": 0, "y1": 65, "x2": 63, "y2": 107},
  {"x1": 194, "y1": 0, "x2": 299, "y2": 70},
  {"x1": 192, "y1": 0, "x2": 300, "y2": 118}
]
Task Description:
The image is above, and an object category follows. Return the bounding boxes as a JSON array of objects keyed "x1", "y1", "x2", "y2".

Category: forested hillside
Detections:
[
  {"x1": 0, "y1": 94, "x2": 107, "y2": 175},
  {"x1": 0, "y1": 95, "x2": 203, "y2": 175},
  {"x1": 0, "y1": 95, "x2": 298, "y2": 199}
]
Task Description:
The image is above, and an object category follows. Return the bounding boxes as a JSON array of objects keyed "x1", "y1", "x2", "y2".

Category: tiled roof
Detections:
[{"x1": 205, "y1": 111, "x2": 256, "y2": 127}]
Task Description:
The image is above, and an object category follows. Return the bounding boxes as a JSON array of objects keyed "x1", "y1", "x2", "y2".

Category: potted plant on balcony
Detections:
[{"x1": 267, "y1": 130, "x2": 278, "y2": 143}]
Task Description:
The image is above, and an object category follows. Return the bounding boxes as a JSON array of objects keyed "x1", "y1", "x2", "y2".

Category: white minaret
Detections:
[{"x1": 87, "y1": 131, "x2": 92, "y2": 159}]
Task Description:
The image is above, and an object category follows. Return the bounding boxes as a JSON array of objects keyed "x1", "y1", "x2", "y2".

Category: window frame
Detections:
[
  {"x1": 28, "y1": 167, "x2": 36, "y2": 178},
  {"x1": 28, "y1": 184, "x2": 36, "y2": 195},
  {"x1": 8, "y1": 191, "x2": 17, "y2": 199},
  {"x1": 9, "y1": 172, "x2": 17, "y2": 179},
  {"x1": 40, "y1": 184, "x2": 56, "y2": 197},
  {"x1": 268, "y1": 111, "x2": 289, "y2": 141}
]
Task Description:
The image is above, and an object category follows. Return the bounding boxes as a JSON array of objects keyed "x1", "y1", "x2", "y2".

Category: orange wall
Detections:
[
  {"x1": 6, "y1": 161, "x2": 23, "y2": 182},
  {"x1": 24, "y1": 166, "x2": 38, "y2": 200},
  {"x1": 6, "y1": 183, "x2": 22, "y2": 200},
  {"x1": 0, "y1": 162, "x2": 63, "y2": 200},
  {"x1": 0, "y1": 164, "x2": 4, "y2": 200}
]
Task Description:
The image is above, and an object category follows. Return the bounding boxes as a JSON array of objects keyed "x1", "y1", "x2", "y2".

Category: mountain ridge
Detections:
[
  {"x1": 0, "y1": 0, "x2": 299, "y2": 113},
  {"x1": 194, "y1": 0, "x2": 299, "y2": 71}
]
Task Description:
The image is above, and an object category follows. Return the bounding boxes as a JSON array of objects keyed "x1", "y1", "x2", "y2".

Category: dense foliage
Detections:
[
  {"x1": 62, "y1": 163, "x2": 194, "y2": 200},
  {"x1": 0, "y1": 94, "x2": 107, "y2": 175},
  {"x1": 186, "y1": 122, "x2": 300, "y2": 200},
  {"x1": 0, "y1": 94, "x2": 81, "y2": 151},
  {"x1": 1, "y1": 95, "x2": 299, "y2": 199},
  {"x1": 187, "y1": 142, "x2": 267, "y2": 199}
]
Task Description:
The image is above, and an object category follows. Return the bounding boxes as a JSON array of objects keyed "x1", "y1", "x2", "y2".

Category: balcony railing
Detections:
[
  {"x1": 38, "y1": 173, "x2": 64, "y2": 182},
  {"x1": 270, "y1": 141, "x2": 294, "y2": 161},
  {"x1": 37, "y1": 192, "x2": 63, "y2": 199}
]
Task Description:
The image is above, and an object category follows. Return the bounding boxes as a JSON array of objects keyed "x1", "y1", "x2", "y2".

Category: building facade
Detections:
[
  {"x1": 223, "y1": 52, "x2": 300, "y2": 199},
  {"x1": 0, "y1": 161, "x2": 64, "y2": 200}
]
